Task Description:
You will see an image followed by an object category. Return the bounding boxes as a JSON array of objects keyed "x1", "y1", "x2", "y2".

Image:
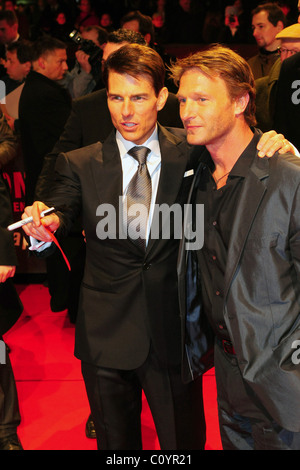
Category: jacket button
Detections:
[{"x1": 143, "y1": 263, "x2": 151, "y2": 270}]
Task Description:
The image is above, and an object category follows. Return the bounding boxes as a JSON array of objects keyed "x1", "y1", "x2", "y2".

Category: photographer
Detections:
[{"x1": 61, "y1": 25, "x2": 107, "y2": 98}]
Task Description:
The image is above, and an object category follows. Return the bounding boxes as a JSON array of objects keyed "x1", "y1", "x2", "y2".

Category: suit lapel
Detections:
[
  {"x1": 146, "y1": 125, "x2": 189, "y2": 255},
  {"x1": 90, "y1": 131, "x2": 122, "y2": 208},
  {"x1": 224, "y1": 157, "x2": 269, "y2": 299}
]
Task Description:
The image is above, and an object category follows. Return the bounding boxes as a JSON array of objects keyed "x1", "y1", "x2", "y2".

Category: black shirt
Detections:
[{"x1": 195, "y1": 130, "x2": 260, "y2": 340}]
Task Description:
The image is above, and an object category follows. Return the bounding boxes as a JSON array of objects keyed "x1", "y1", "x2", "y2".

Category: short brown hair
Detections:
[
  {"x1": 102, "y1": 43, "x2": 165, "y2": 96},
  {"x1": 252, "y1": 3, "x2": 287, "y2": 27},
  {"x1": 169, "y1": 44, "x2": 257, "y2": 127}
]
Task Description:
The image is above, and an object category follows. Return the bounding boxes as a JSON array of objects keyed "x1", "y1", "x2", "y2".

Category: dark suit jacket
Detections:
[
  {"x1": 178, "y1": 141, "x2": 300, "y2": 432},
  {"x1": 44, "y1": 124, "x2": 199, "y2": 370},
  {"x1": 35, "y1": 88, "x2": 183, "y2": 200},
  {"x1": 274, "y1": 52, "x2": 300, "y2": 151},
  {"x1": 0, "y1": 174, "x2": 22, "y2": 335},
  {"x1": 18, "y1": 70, "x2": 72, "y2": 204}
]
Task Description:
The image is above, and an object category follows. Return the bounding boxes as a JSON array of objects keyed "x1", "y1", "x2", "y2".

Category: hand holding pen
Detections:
[{"x1": 16, "y1": 202, "x2": 60, "y2": 242}]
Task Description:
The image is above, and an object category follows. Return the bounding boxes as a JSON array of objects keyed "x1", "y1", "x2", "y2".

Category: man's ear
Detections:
[
  {"x1": 156, "y1": 86, "x2": 169, "y2": 111},
  {"x1": 24, "y1": 61, "x2": 32, "y2": 75},
  {"x1": 144, "y1": 33, "x2": 151, "y2": 45},
  {"x1": 235, "y1": 93, "x2": 250, "y2": 117},
  {"x1": 37, "y1": 56, "x2": 46, "y2": 70}
]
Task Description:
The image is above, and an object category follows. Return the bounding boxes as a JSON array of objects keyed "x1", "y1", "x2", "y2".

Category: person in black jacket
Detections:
[
  {"x1": 274, "y1": 50, "x2": 300, "y2": 150},
  {"x1": 0, "y1": 109, "x2": 23, "y2": 450},
  {"x1": 19, "y1": 36, "x2": 82, "y2": 319},
  {"x1": 19, "y1": 36, "x2": 71, "y2": 206}
]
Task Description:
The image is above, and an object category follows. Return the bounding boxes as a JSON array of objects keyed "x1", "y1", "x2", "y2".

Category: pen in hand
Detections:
[{"x1": 7, "y1": 207, "x2": 56, "y2": 231}]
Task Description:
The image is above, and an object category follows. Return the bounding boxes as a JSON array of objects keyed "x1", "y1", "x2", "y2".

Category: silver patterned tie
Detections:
[{"x1": 126, "y1": 146, "x2": 151, "y2": 250}]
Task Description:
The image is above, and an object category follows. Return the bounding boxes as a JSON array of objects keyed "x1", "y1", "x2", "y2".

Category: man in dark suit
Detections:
[
  {"x1": 18, "y1": 36, "x2": 71, "y2": 206},
  {"x1": 18, "y1": 36, "x2": 80, "y2": 318},
  {"x1": 0, "y1": 10, "x2": 20, "y2": 80},
  {"x1": 174, "y1": 44, "x2": 300, "y2": 450},
  {"x1": 21, "y1": 44, "x2": 205, "y2": 451},
  {"x1": 35, "y1": 28, "x2": 183, "y2": 201},
  {"x1": 0, "y1": 110, "x2": 22, "y2": 450}
]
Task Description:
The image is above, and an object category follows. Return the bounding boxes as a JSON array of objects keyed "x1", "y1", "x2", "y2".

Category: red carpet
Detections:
[{"x1": 4, "y1": 284, "x2": 222, "y2": 451}]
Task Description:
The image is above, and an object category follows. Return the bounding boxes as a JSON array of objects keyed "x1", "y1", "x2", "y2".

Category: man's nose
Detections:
[
  {"x1": 180, "y1": 99, "x2": 195, "y2": 121},
  {"x1": 121, "y1": 98, "x2": 133, "y2": 116}
]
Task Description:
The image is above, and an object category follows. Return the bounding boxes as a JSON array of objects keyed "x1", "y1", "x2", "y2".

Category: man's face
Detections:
[
  {"x1": 81, "y1": 29, "x2": 101, "y2": 48},
  {"x1": 177, "y1": 68, "x2": 239, "y2": 148},
  {"x1": 179, "y1": 0, "x2": 191, "y2": 12},
  {"x1": 5, "y1": 50, "x2": 29, "y2": 81},
  {"x1": 41, "y1": 48, "x2": 68, "y2": 80},
  {"x1": 102, "y1": 42, "x2": 126, "y2": 71},
  {"x1": 252, "y1": 10, "x2": 283, "y2": 50},
  {"x1": 122, "y1": 20, "x2": 140, "y2": 33},
  {"x1": 107, "y1": 71, "x2": 167, "y2": 145},
  {"x1": 0, "y1": 20, "x2": 18, "y2": 45},
  {"x1": 279, "y1": 39, "x2": 300, "y2": 61}
]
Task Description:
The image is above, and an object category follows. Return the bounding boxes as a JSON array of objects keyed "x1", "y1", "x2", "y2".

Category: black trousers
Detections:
[
  {"x1": 0, "y1": 338, "x2": 21, "y2": 437},
  {"x1": 81, "y1": 348, "x2": 205, "y2": 450},
  {"x1": 215, "y1": 340, "x2": 300, "y2": 450}
]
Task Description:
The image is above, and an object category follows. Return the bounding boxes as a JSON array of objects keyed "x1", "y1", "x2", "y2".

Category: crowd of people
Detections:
[{"x1": 0, "y1": 0, "x2": 300, "y2": 453}]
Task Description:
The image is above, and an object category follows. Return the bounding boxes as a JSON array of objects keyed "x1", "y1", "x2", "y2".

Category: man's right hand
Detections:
[{"x1": 22, "y1": 201, "x2": 60, "y2": 242}]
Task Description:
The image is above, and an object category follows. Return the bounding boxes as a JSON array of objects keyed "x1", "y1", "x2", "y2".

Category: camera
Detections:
[{"x1": 69, "y1": 29, "x2": 102, "y2": 72}]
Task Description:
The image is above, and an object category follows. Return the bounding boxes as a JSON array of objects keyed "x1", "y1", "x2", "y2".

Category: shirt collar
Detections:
[
  {"x1": 116, "y1": 125, "x2": 160, "y2": 161},
  {"x1": 202, "y1": 128, "x2": 259, "y2": 179},
  {"x1": 229, "y1": 129, "x2": 259, "y2": 178}
]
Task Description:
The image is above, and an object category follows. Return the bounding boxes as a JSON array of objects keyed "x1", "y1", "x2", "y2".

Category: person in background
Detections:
[
  {"x1": 74, "y1": 0, "x2": 99, "y2": 32},
  {"x1": 248, "y1": 3, "x2": 286, "y2": 79},
  {"x1": 218, "y1": 5, "x2": 248, "y2": 44},
  {"x1": 255, "y1": 22, "x2": 300, "y2": 131},
  {"x1": 0, "y1": 10, "x2": 20, "y2": 80},
  {"x1": 61, "y1": 25, "x2": 108, "y2": 98},
  {"x1": 18, "y1": 36, "x2": 79, "y2": 324},
  {"x1": 99, "y1": 12, "x2": 114, "y2": 33},
  {"x1": 0, "y1": 109, "x2": 22, "y2": 451}
]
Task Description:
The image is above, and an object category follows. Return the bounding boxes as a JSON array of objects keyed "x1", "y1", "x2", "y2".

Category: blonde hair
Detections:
[{"x1": 169, "y1": 44, "x2": 257, "y2": 127}]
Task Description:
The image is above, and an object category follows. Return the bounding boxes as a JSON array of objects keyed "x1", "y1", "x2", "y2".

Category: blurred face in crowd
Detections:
[
  {"x1": 100, "y1": 14, "x2": 112, "y2": 28},
  {"x1": 252, "y1": 10, "x2": 283, "y2": 50},
  {"x1": 82, "y1": 28, "x2": 101, "y2": 48},
  {"x1": 102, "y1": 41, "x2": 127, "y2": 71},
  {"x1": 4, "y1": 1, "x2": 15, "y2": 11},
  {"x1": 279, "y1": 38, "x2": 300, "y2": 61},
  {"x1": 179, "y1": 0, "x2": 191, "y2": 12},
  {"x1": 38, "y1": 48, "x2": 68, "y2": 80},
  {"x1": 0, "y1": 20, "x2": 18, "y2": 45},
  {"x1": 5, "y1": 50, "x2": 31, "y2": 81},
  {"x1": 122, "y1": 19, "x2": 139, "y2": 33},
  {"x1": 80, "y1": 0, "x2": 91, "y2": 13},
  {"x1": 56, "y1": 12, "x2": 66, "y2": 25}
]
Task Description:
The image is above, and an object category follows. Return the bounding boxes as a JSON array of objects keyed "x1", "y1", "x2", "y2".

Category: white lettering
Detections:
[{"x1": 291, "y1": 80, "x2": 300, "y2": 105}]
